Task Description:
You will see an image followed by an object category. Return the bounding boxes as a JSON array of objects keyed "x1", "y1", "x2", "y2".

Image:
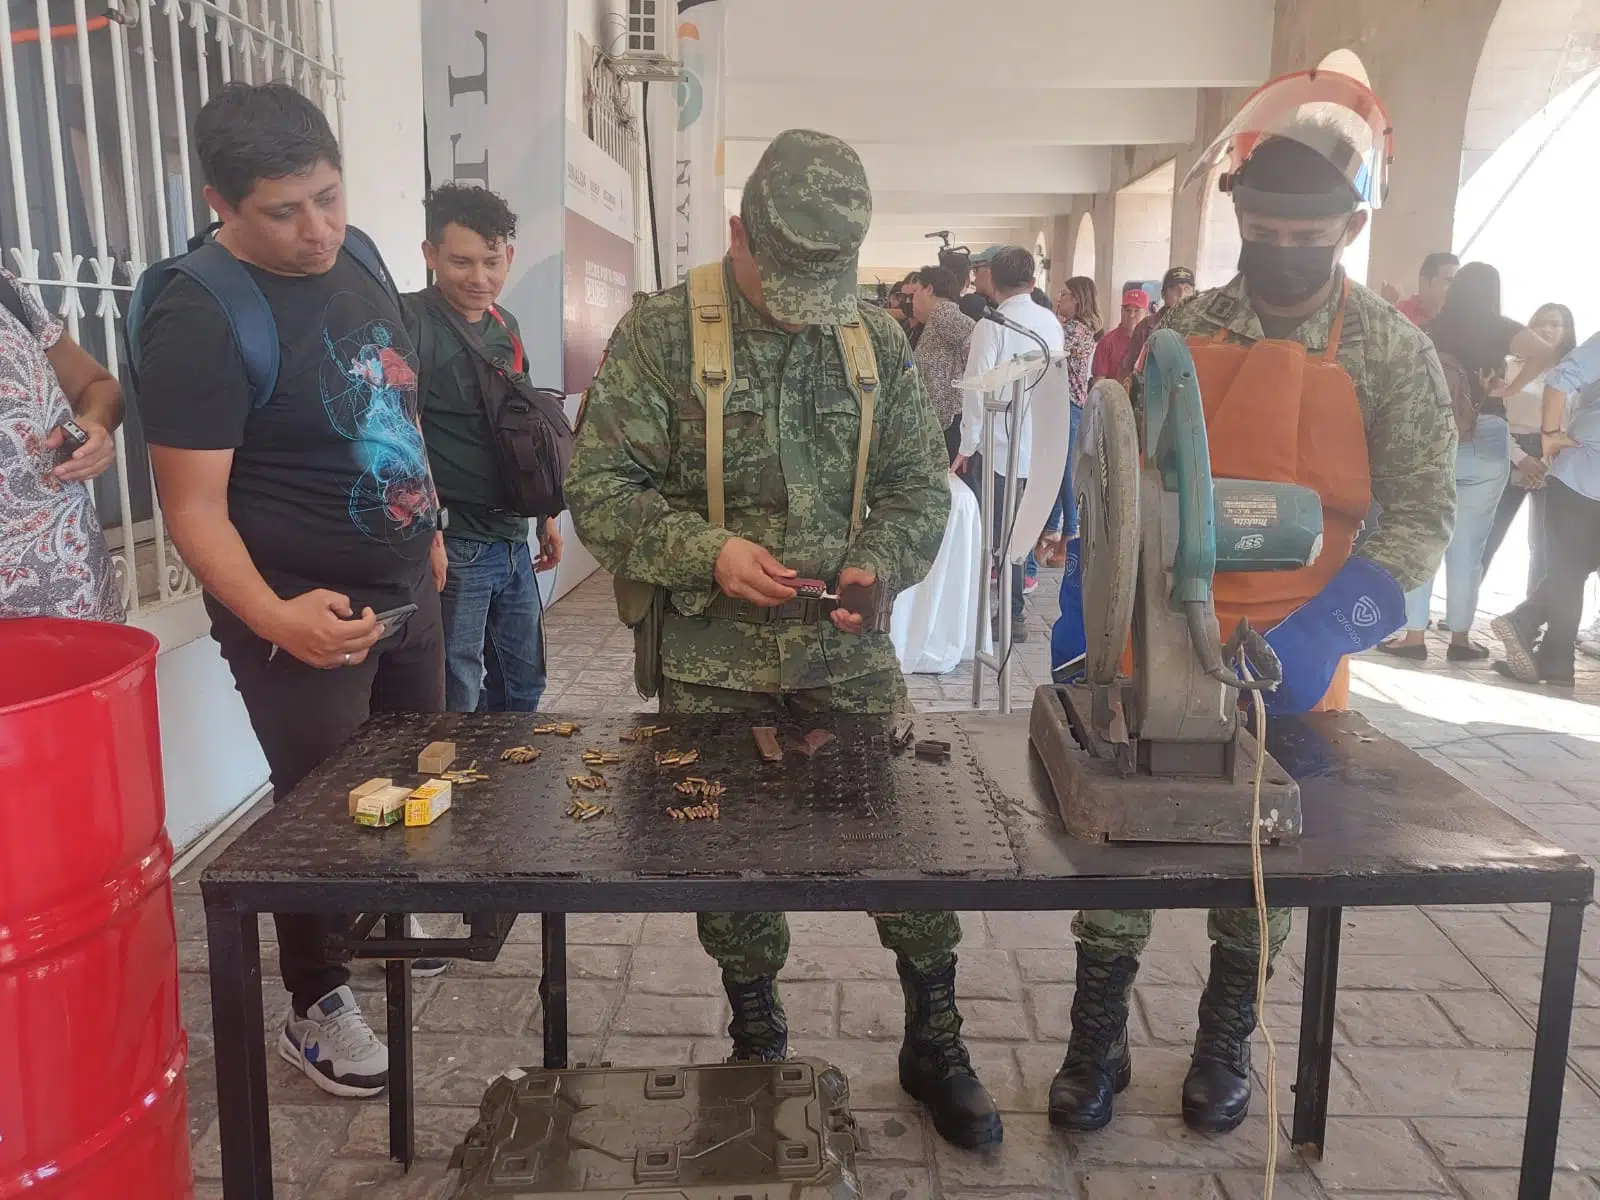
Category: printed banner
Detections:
[
  {"x1": 563, "y1": 127, "x2": 636, "y2": 396},
  {"x1": 420, "y1": 0, "x2": 565, "y2": 389},
  {"x1": 645, "y1": 0, "x2": 727, "y2": 287}
]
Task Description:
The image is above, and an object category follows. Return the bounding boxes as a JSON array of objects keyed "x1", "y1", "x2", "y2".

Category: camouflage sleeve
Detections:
[
  {"x1": 564, "y1": 299, "x2": 731, "y2": 591},
  {"x1": 846, "y1": 319, "x2": 952, "y2": 593},
  {"x1": 1357, "y1": 335, "x2": 1459, "y2": 591}
]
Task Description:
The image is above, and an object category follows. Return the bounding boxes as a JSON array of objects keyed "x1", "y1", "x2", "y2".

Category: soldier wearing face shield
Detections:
[{"x1": 1047, "y1": 69, "x2": 1457, "y2": 1136}]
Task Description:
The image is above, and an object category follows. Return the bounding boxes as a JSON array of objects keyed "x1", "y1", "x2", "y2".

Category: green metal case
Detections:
[{"x1": 447, "y1": 1058, "x2": 864, "y2": 1198}]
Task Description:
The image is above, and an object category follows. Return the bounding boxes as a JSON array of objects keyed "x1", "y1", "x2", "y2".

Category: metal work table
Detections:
[{"x1": 201, "y1": 710, "x2": 1592, "y2": 1200}]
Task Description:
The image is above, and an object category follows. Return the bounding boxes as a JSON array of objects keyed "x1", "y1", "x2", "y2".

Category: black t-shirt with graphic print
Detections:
[{"x1": 137, "y1": 249, "x2": 438, "y2": 623}]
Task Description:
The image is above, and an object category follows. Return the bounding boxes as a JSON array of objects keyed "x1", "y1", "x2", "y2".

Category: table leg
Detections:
[
  {"x1": 385, "y1": 913, "x2": 415, "y2": 1170},
  {"x1": 540, "y1": 913, "x2": 569, "y2": 1069},
  {"x1": 206, "y1": 906, "x2": 273, "y2": 1199},
  {"x1": 1291, "y1": 905, "x2": 1341, "y2": 1157},
  {"x1": 1518, "y1": 900, "x2": 1586, "y2": 1200}
]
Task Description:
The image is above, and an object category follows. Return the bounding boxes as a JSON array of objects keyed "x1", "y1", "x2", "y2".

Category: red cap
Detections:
[{"x1": 1121, "y1": 288, "x2": 1151, "y2": 310}]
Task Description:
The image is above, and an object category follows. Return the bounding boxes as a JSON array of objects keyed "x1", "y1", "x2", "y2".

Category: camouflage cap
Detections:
[{"x1": 740, "y1": 128, "x2": 871, "y2": 325}]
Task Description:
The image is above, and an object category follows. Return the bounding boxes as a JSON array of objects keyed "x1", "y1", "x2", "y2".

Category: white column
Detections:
[{"x1": 332, "y1": 0, "x2": 428, "y2": 290}]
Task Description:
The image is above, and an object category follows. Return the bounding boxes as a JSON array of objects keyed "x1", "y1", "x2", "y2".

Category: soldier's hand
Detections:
[
  {"x1": 714, "y1": 537, "x2": 797, "y2": 607},
  {"x1": 830, "y1": 566, "x2": 876, "y2": 636}
]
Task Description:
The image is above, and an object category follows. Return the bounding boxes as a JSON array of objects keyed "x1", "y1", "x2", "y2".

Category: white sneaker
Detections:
[{"x1": 278, "y1": 985, "x2": 388, "y2": 1098}]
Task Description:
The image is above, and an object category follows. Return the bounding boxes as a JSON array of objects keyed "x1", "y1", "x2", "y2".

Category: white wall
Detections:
[
  {"x1": 153, "y1": 629, "x2": 271, "y2": 850},
  {"x1": 1112, "y1": 192, "x2": 1174, "y2": 291},
  {"x1": 128, "y1": 599, "x2": 269, "y2": 853},
  {"x1": 337, "y1": 0, "x2": 428, "y2": 282}
]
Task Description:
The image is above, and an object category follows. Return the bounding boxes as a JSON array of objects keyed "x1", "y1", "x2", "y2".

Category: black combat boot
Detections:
[
  {"x1": 896, "y1": 955, "x2": 1004, "y2": 1149},
  {"x1": 722, "y1": 972, "x2": 788, "y2": 1062},
  {"x1": 1047, "y1": 947, "x2": 1139, "y2": 1131},
  {"x1": 1181, "y1": 944, "x2": 1262, "y2": 1134}
]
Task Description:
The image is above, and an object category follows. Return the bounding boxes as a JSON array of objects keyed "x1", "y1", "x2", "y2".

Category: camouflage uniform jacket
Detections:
[
  {"x1": 1161, "y1": 271, "x2": 1457, "y2": 592},
  {"x1": 566, "y1": 259, "x2": 951, "y2": 693}
]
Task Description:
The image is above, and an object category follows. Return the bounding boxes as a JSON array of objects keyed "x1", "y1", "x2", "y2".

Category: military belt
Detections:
[{"x1": 702, "y1": 593, "x2": 831, "y2": 624}]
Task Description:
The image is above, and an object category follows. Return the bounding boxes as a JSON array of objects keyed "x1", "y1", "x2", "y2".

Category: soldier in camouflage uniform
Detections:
[
  {"x1": 1048, "y1": 78, "x2": 1457, "y2": 1135},
  {"x1": 565, "y1": 129, "x2": 1002, "y2": 1150}
]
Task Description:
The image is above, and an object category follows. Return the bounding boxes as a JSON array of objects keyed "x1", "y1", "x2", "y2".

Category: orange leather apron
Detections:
[{"x1": 1122, "y1": 285, "x2": 1372, "y2": 712}]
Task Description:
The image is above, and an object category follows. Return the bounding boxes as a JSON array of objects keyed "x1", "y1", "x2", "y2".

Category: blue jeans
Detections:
[
  {"x1": 1045, "y1": 402, "x2": 1084, "y2": 539},
  {"x1": 440, "y1": 534, "x2": 548, "y2": 712},
  {"x1": 1404, "y1": 414, "x2": 1511, "y2": 633},
  {"x1": 991, "y1": 475, "x2": 1027, "y2": 621}
]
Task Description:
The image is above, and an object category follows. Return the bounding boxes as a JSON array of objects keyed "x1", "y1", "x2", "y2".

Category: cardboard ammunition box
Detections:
[
  {"x1": 405, "y1": 778, "x2": 453, "y2": 827},
  {"x1": 447, "y1": 1057, "x2": 863, "y2": 1199},
  {"x1": 353, "y1": 784, "x2": 411, "y2": 828},
  {"x1": 348, "y1": 776, "x2": 394, "y2": 818},
  {"x1": 418, "y1": 740, "x2": 457, "y2": 774}
]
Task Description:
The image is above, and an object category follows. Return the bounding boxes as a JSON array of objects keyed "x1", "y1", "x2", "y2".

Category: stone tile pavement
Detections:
[{"x1": 177, "y1": 570, "x2": 1600, "y2": 1198}]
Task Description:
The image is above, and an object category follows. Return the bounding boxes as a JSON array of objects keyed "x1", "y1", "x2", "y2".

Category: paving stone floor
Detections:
[{"x1": 178, "y1": 570, "x2": 1600, "y2": 1198}]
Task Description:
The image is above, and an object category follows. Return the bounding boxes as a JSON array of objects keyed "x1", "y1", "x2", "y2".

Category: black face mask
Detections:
[{"x1": 1237, "y1": 237, "x2": 1342, "y2": 308}]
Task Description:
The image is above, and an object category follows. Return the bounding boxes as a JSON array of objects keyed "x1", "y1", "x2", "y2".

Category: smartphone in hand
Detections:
[{"x1": 371, "y1": 602, "x2": 419, "y2": 640}]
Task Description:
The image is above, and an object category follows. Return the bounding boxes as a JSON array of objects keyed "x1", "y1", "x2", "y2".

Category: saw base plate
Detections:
[{"x1": 1028, "y1": 684, "x2": 1302, "y2": 846}]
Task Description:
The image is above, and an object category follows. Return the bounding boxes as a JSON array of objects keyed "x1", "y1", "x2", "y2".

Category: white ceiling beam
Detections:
[
  {"x1": 726, "y1": 140, "x2": 1111, "y2": 196},
  {"x1": 727, "y1": 83, "x2": 1198, "y2": 147},
  {"x1": 871, "y1": 192, "x2": 1080, "y2": 218},
  {"x1": 725, "y1": 0, "x2": 1272, "y2": 88},
  {"x1": 868, "y1": 218, "x2": 1033, "y2": 238},
  {"x1": 723, "y1": 191, "x2": 1082, "y2": 219}
]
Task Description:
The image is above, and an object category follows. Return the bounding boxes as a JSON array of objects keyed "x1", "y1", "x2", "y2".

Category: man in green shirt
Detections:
[{"x1": 407, "y1": 184, "x2": 562, "y2": 711}]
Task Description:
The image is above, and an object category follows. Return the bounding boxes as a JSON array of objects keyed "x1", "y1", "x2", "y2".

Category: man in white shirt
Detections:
[{"x1": 951, "y1": 246, "x2": 1066, "y2": 640}]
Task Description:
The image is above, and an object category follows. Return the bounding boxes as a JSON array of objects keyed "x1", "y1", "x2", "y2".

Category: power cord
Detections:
[{"x1": 1241, "y1": 659, "x2": 1280, "y2": 1199}]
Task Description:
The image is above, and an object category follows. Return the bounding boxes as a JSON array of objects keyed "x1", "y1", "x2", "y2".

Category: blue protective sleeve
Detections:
[{"x1": 1261, "y1": 555, "x2": 1406, "y2": 715}]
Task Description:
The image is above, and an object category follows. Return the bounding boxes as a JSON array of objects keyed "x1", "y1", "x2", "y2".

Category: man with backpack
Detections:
[
  {"x1": 403, "y1": 184, "x2": 568, "y2": 713},
  {"x1": 136, "y1": 82, "x2": 446, "y2": 1099}
]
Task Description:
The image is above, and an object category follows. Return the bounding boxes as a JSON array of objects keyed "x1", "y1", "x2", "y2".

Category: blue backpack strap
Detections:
[
  {"x1": 341, "y1": 225, "x2": 401, "y2": 310},
  {"x1": 169, "y1": 242, "x2": 280, "y2": 408}
]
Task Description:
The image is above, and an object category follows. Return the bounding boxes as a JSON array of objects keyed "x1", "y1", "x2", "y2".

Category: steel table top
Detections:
[{"x1": 201, "y1": 709, "x2": 1593, "y2": 913}]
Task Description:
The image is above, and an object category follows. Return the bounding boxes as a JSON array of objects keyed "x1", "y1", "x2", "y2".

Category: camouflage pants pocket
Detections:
[{"x1": 696, "y1": 911, "x2": 790, "y2": 981}]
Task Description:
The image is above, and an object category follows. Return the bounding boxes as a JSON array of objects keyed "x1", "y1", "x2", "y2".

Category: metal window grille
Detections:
[
  {"x1": 584, "y1": 45, "x2": 638, "y2": 175},
  {"x1": 0, "y1": 0, "x2": 342, "y2": 614}
]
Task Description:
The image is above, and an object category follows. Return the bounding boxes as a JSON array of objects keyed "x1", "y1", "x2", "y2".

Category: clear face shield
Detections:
[{"x1": 1180, "y1": 68, "x2": 1394, "y2": 220}]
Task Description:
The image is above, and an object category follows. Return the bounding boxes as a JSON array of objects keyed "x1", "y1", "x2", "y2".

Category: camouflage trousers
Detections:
[
  {"x1": 1072, "y1": 907, "x2": 1293, "y2": 962},
  {"x1": 662, "y1": 671, "x2": 962, "y2": 982}
]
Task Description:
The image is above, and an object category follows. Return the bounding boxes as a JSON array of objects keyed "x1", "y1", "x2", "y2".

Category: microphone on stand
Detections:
[{"x1": 981, "y1": 305, "x2": 1051, "y2": 365}]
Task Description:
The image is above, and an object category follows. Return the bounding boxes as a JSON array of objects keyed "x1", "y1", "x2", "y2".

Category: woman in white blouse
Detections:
[{"x1": 1480, "y1": 303, "x2": 1577, "y2": 589}]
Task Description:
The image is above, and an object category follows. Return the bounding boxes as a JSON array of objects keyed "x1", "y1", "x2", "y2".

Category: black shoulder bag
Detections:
[{"x1": 423, "y1": 291, "x2": 574, "y2": 520}]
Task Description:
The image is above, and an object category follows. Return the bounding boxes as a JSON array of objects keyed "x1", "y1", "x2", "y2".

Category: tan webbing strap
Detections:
[
  {"x1": 687, "y1": 262, "x2": 734, "y2": 527},
  {"x1": 835, "y1": 320, "x2": 879, "y2": 541}
]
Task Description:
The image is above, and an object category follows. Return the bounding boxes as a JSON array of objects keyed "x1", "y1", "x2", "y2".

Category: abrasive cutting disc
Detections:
[{"x1": 1074, "y1": 380, "x2": 1142, "y2": 685}]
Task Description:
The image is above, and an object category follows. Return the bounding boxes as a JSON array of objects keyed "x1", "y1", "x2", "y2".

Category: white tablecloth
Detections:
[{"x1": 890, "y1": 474, "x2": 987, "y2": 674}]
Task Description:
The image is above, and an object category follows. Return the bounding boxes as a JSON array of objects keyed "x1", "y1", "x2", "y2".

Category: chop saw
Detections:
[{"x1": 1029, "y1": 329, "x2": 1324, "y2": 845}]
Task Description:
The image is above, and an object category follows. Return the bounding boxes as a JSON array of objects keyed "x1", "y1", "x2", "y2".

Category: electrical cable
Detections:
[{"x1": 1242, "y1": 659, "x2": 1280, "y2": 1199}]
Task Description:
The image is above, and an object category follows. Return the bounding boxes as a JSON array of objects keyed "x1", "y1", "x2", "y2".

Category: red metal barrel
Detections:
[{"x1": 0, "y1": 618, "x2": 191, "y2": 1199}]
